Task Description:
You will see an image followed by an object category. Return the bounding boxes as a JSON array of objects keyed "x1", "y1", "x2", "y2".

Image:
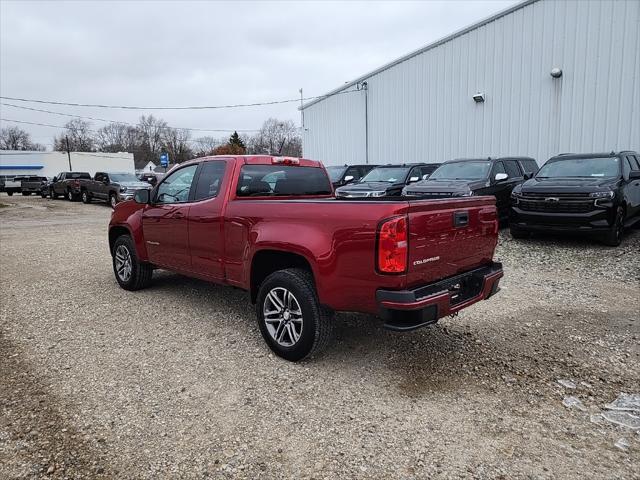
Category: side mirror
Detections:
[
  {"x1": 134, "y1": 189, "x2": 150, "y2": 204},
  {"x1": 629, "y1": 171, "x2": 640, "y2": 180},
  {"x1": 409, "y1": 176, "x2": 420, "y2": 183},
  {"x1": 344, "y1": 175, "x2": 355, "y2": 184},
  {"x1": 52, "y1": 177, "x2": 58, "y2": 182},
  {"x1": 494, "y1": 173, "x2": 509, "y2": 182},
  {"x1": 102, "y1": 178, "x2": 109, "y2": 185},
  {"x1": 523, "y1": 172, "x2": 533, "y2": 180}
]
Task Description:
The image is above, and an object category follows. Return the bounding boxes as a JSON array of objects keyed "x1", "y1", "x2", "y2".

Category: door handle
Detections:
[{"x1": 172, "y1": 212, "x2": 185, "y2": 219}]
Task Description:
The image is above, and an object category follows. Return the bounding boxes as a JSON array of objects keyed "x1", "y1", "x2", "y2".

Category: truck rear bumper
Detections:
[{"x1": 376, "y1": 262, "x2": 503, "y2": 331}]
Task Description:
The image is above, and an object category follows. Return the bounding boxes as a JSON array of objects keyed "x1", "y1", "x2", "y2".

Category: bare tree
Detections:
[
  {"x1": 0, "y1": 126, "x2": 45, "y2": 151},
  {"x1": 162, "y1": 127, "x2": 192, "y2": 164},
  {"x1": 95, "y1": 123, "x2": 139, "y2": 153},
  {"x1": 54, "y1": 119, "x2": 95, "y2": 152},
  {"x1": 192, "y1": 135, "x2": 223, "y2": 157},
  {"x1": 250, "y1": 118, "x2": 302, "y2": 156},
  {"x1": 137, "y1": 115, "x2": 168, "y2": 159}
]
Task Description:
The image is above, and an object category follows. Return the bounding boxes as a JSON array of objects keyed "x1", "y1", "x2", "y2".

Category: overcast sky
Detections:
[{"x1": 1, "y1": 0, "x2": 517, "y2": 148}]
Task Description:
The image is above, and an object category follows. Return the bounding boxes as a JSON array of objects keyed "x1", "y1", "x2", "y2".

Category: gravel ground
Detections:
[{"x1": 1, "y1": 194, "x2": 638, "y2": 479}]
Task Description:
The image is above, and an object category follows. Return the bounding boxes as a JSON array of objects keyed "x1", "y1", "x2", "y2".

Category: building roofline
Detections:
[{"x1": 301, "y1": 0, "x2": 537, "y2": 110}]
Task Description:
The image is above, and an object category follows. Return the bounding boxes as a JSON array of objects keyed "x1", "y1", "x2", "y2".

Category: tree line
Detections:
[{"x1": 0, "y1": 116, "x2": 302, "y2": 165}]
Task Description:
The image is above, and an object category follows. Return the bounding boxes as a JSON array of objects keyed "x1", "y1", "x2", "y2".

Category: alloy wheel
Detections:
[
  {"x1": 263, "y1": 287, "x2": 303, "y2": 347},
  {"x1": 114, "y1": 245, "x2": 133, "y2": 282}
]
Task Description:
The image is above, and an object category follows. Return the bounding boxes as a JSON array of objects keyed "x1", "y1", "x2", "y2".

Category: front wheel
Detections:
[
  {"x1": 81, "y1": 190, "x2": 91, "y2": 204},
  {"x1": 66, "y1": 190, "x2": 75, "y2": 201},
  {"x1": 7, "y1": 191, "x2": 13, "y2": 197},
  {"x1": 112, "y1": 235, "x2": 153, "y2": 290},
  {"x1": 602, "y1": 207, "x2": 624, "y2": 247},
  {"x1": 50, "y1": 189, "x2": 58, "y2": 199},
  {"x1": 256, "y1": 268, "x2": 333, "y2": 361},
  {"x1": 40, "y1": 191, "x2": 48, "y2": 198}
]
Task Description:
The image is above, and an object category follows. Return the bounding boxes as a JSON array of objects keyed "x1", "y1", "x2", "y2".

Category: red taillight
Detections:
[{"x1": 377, "y1": 216, "x2": 408, "y2": 274}]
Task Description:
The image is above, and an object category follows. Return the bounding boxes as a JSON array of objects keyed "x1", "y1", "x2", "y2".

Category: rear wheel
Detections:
[
  {"x1": 66, "y1": 189, "x2": 75, "y2": 201},
  {"x1": 7, "y1": 191, "x2": 13, "y2": 197},
  {"x1": 81, "y1": 190, "x2": 91, "y2": 204},
  {"x1": 112, "y1": 235, "x2": 153, "y2": 290},
  {"x1": 602, "y1": 207, "x2": 624, "y2": 247},
  {"x1": 40, "y1": 191, "x2": 47, "y2": 198},
  {"x1": 256, "y1": 268, "x2": 333, "y2": 361}
]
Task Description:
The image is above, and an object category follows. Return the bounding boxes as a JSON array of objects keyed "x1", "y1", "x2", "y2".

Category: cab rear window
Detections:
[{"x1": 236, "y1": 165, "x2": 332, "y2": 196}]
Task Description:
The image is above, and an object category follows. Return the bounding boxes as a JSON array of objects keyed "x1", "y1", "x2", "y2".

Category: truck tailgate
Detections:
[{"x1": 405, "y1": 196, "x2": 498, "y2": 288}]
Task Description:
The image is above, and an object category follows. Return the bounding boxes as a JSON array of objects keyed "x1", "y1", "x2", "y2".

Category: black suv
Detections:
[
  {"x1": 335, "y1": 163, "x2": 440, "y2": 198},
  {"x1": 402, "y1": 157, "x2": 538, "y2": 221},
  {"x1": 325, "y1": 164, "x2": 378, "y2": 188},
  {"x1": 510, "y1": 151, "x2": 640, "y2": 246}
]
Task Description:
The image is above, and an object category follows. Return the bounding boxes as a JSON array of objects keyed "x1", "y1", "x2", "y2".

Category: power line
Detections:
[
  {"x1": 1, "y1": 102, "x2": 260, "y2": 133},
  {"x1": 0, "y1": 89, "x2": 360, "y2": 111}
]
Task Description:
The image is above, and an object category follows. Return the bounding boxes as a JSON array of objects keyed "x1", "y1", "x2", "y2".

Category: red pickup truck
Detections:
[{"x1": 109, "y1": 155, "x2": 503, "y2": 361}]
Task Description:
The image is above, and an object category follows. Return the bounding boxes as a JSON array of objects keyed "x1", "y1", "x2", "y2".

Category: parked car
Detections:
[
  {"x1": 510, "y1": 151, "x2": 640, "y2": 246},
  {"x1": 3, "y1": 176, "x2": 25, "y2": 196},
  {"x1": 79, "y1": 172, "x2": 153, "y2": 208},
  {"x1": 49, "y1": 172, "x2": 92, "y2": 200},
  {"x1": 138, "y1": 172, "x2": 163, "y2": 186},
  {"x1": 20, "y1": 176, "x2": 48, "y2": 196},
  {"x1": 335, "y1": 163, "x2": 440, "y2": 198},
  {"x1": 402, "y1": 157, "x2": 538, "y2": 221},
  {"x1": 109, "y1": 155, "x2": 503, "y2": 361},
  {"x1": 325, "y1": 164, "x2": 378, "y2": 189}
]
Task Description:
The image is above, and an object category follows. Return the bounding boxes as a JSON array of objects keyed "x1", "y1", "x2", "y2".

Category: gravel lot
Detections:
[{"x1": 1, "y1": 195, "x2": 638, "y2": 479}]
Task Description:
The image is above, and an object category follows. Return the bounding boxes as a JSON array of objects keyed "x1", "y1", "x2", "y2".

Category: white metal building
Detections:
[
  {"x1": 0, "y1": 151, "x2": 135, "y2": 178},
  {"x1": 301, "y1": 0, "x2": 640, "y2": 166}
]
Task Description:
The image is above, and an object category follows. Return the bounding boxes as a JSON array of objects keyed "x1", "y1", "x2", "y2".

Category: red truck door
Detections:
[
  {"x1": 141, "y1": 164, "x2": 198, "y2": 269},
  {"x1": 187, "y1": 160, "x2": 230, "y2": 280}
]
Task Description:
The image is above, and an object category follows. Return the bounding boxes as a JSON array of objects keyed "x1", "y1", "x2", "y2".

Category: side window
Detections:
[
  {"x1": 408, "y1": 167, "x2": 422, "y2": 182},
  {"x1": 345, "y1": 166, "x2": 360, "y2": 181},
  {"x1": 520, "y1": 159, "x2": 539, "y2": 174},
  {"x1": 503, "y1": 160, "x2": 523, "y2": 178},
  {"x1": 630, "y1": 155, "x2": 640, "y2": 171},
  {"x1": 155, "y1": 165, "x2": 198, "y2": 204},
  {"x1": 193, "y1": 161, "x2": 226, "y2": 201},
  {"x1": 95, "y1": 173, "x2": 103, "y2": 182},
  {"x1": 59, "y1": 173, "x2": 65, "y2": 180},
  {"x1": 622, "y1": 156, "x2": 633, "y2": 179},
  {"x1": 491, "y1": 162, "x2": 506, "y2": 178},
  {"x1": 103, "y1": 174, "x2": 110, "y2": 183}
]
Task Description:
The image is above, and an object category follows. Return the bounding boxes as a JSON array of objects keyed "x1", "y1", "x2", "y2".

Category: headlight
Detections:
[
  {"x1": 120, "y1": 186, "x2": 127, "y2": 193},
  {"x1": 458, "y1": 191, "x2": 473, "y2": 197},
  {"x1": 368, "y1": 191, "x2": 386, "y2": 197},
  {"x1": 589, "y1": 191, "x2": 614, "y2": 199}
]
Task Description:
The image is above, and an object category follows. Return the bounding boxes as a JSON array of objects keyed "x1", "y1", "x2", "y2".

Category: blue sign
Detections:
[{"x1": 160, "y1": 152, "x2": 169, "y2": 167}]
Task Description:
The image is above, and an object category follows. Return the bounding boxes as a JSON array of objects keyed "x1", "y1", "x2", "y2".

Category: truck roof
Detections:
[{"x1": 180, "y1": 155, "x2": 325, "y2": 169}]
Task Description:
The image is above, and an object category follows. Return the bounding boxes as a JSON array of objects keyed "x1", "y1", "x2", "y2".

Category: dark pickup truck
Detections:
[
  {"x1": 49, "y1": 172, "x2": 92, "y2": 200},
  {"x1": 335, "y1": 163, "x2": 440, "y2": 198},
  {"x1": 79, "y1": 172, "x2": 152, "y2": 208},
  {"x1": 109, "y1": 155, "x2": 503, "y2": 361},
  {"x1": 510, "y1": 151, "x2": 640, "y2": 246}
]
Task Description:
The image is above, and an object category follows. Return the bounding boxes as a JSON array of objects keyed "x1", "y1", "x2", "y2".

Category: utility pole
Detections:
[
  {"x1": 65, "y1": 136, "x2": 72, "y2": 171},
  {"x1": 299, "y1": 88, "x2": 304, "y2": 129}
]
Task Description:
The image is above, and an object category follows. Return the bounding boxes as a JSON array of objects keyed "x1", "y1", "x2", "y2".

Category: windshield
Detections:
[
  {"x1": 429, "y1": 161, "x2": 491, "y2": 180},
  {"x1": 325, "y1": 166, "x2": 347, "y2": 182},
  {"x1": 237, "y1": 165, "x2": 332, "y2": 196},
  {"x1": 537, "y1": 157, "x2": 620, "y2": 178},
  {"x1": 110, "y1": 173, "x2": 140, "y2": 182},
  {"x1": 361, "y1": 167, "x2": 409, "y2": 183}
]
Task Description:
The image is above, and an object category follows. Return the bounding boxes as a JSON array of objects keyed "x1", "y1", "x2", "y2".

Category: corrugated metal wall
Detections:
[{"x1": 302, "y1": 0, "x2": 640, "y2": 166}]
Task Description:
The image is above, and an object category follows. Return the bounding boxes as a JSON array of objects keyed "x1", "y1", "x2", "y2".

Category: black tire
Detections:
[
  {"x1": 509, "y1": 226, "x2": 530, "y2": 239},
  {"x1": 602, "y1": 207, "x2": 624, "y2": 247},
  {"x1": 109, "y1": 193, "x2": 118, "y2": 209},
  {"x1": 50, "y1": 189, "x2": 58, "y2": 199},
  {"x1": 66, "y1": 189, "x2": 75, "y2": 201},
  {"x1": 40, "y1": 191, "x2": 47, "y2": 198},
  {"x1": 7, "y1": 191, "x2": 13, "y2": 196},
  {"x1": 81, "y1": 190, "x2": 91, "y2": 204},
  {"x1": 112, "y1": 235, "x2": 153, "y2": 291},
  {"x1": 22, "y1": 192, "x2": 31, "y2": 196},
  {"x1": 256, "y1": 268, "x2": 333, "y2": 362}
]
